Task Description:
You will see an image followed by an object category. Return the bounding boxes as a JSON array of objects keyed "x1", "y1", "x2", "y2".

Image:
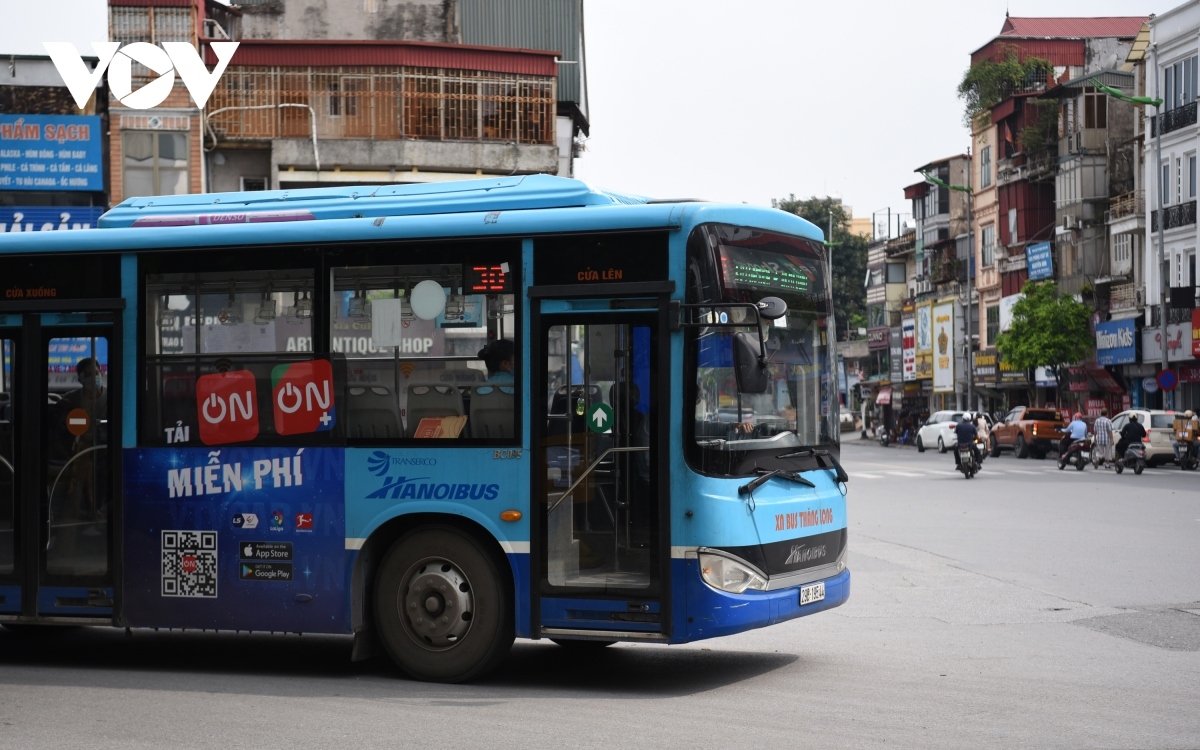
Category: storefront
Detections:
[{"x1": 1141, "y1": 319, "x2": 1194, "y2": 409}]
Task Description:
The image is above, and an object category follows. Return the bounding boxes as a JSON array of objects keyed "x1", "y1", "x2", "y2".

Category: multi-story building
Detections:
[
  {"x1": 1, "y1": 2, "x2": 108, "y2": 230},
  {"x1": 966, "y1": 15, "x2": 1146, "y2": 413},
  {"x1": 1145, "y1": 3, "x2": 1200, "y2": 410},
  {"x1": 903, "y1": 155, "x2": 971, "y2": 412},
  {"x1": 105, "y1": 0, "x2": 585, "y2": 204}
]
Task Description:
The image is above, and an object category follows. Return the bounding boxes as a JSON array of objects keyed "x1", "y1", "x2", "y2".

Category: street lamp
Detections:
[
  {"x1": 918, "y1": 167, "x2": 975, "y2": 410},
  {"x1": 1089, "y1": 73, "x2": 1166, "y2": 407}
]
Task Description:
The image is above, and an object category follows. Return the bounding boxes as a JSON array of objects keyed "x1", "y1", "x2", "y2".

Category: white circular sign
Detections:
[
  {"x1": 1142, "y1": 376, "x2": 1160, "y2": 393},
  {"x1": 409, "y1": 280, "x2": 447, "y2": 320}
]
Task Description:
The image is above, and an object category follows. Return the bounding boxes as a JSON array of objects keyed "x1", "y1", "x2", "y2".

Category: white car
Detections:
[{"x1": 916, "y1": 410, "x2": 966, "y2": 453}]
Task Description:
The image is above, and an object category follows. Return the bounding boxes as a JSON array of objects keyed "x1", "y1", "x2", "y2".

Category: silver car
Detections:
[{"x1": 1111, "y1": 410, "x2": 1179, "y2": 467}]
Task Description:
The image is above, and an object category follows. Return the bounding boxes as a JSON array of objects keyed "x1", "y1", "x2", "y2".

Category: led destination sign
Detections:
[{"x1": 718, "y1": 245, "x2": 814, "y2": 295}]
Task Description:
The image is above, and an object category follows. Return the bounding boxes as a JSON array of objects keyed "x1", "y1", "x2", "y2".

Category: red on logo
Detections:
[
  {"x1": 196, "y1": 370, "x2": 260, "y2": 445},
  {"x1": 181, "y1": 555, "x2": 198, "y2": 574},
  {"x1": 271, "y1": 360, "x2": 336, "y2": 436},
  {"x1": 295, "y1": 513, "x2": 313, "y2": 530}
]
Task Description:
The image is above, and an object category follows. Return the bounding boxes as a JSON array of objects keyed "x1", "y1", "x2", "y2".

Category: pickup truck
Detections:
[{"x1": 989, "y1": 406, "x2": 1067, "y2": 459}]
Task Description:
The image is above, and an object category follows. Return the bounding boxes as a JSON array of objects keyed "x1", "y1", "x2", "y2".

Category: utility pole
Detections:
[
  {"x1": 1152, "y1": 43, "x2": 1170, "y2": 410},
  {"x1": 966, "y1": 158, "x2": 975, "y2": 411}
]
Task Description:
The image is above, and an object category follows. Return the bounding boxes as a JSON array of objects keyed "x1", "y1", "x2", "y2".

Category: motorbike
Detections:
[
  {"x1": 877, "y1": 427, "x2": 890, "y2": 447},
  {"x1": 1179, "y1": 441, "x2": 1199, "y2": 471},
  {"x1": 957, "y1": 441, "x2": 981, "y2": 479},
  {"x1": 1057, "y1": 430, "x2": 1091, "y2": 471},
  {"x1": 1113, "y1": 441, "x2": 1146, "y2": 475}
]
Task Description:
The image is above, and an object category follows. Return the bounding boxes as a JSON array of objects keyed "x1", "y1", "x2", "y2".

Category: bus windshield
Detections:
[{"x1": 687, "y1": 224, "x2": 837, "y2": 476}]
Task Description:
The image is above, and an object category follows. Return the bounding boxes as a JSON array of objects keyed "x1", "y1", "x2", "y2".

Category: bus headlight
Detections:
[{"x1": 699, "y1": 551, "x2": 768, "y2": 594}]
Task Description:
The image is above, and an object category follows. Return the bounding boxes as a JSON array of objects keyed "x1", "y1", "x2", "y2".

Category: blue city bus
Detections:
[{"x1": 0, "y1": 175, "x2": 849, "y2": 681}]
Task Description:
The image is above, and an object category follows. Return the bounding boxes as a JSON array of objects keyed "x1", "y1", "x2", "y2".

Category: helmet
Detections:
[
  {"x1": 1073, "y1": 412, "x2": 1082, "y2": 420},
  {"x1": 1186, "y1": 410, "x2": 1195, "y2": 418},
  {"x1": 1129, "y1": 414, "x2": 1139, "y2": 422}
]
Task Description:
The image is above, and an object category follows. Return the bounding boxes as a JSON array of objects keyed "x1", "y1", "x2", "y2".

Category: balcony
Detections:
[
  {"x1": 1109, "y1": 281, "x2": 1140, "y2": 311},
  {"x1": 1107, "y1": 191, "x2": 1143, "y2": 222},
  {"x1": 929, "y1": 250, "x2": 960, "y2": 285},
  {"x1": 1150, "y1": 101, "x2": 1198, "y2": 137},
  {"x1": 997, "y1": 153, "x2": 1055, "y2": 186},
  {"x1": 1150, "y1": 200, "x2": 1197, "y2": 232},
  {"x1": 207, "y1": 65, "x2": 557, "y2": 145}
]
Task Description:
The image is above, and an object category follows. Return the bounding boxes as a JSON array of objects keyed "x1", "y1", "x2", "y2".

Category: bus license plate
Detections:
[{"x1": 799, "y1": 582, "x2": 825, "y2": 606}]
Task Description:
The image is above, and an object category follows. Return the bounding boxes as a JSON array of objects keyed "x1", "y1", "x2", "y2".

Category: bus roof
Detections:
[{"x1": 0, "y1": 174, "x2": 824, "y2": 255}]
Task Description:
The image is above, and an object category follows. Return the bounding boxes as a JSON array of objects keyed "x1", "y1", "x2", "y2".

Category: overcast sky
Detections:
[{"x1": 574, "y1": 0, "x2": 1161, "y2": 228}]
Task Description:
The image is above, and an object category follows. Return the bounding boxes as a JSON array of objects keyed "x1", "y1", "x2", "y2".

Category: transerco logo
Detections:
[
  {"x1": 44, "y1": 41, "x2": 239, "y2": 110},
  {"x1": 784, "y1": 544, "x2": 827, "y2": 566}
]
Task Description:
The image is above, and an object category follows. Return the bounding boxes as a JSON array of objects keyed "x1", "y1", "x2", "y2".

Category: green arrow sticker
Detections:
[{"x1": 587, "y1": 403, "x2": 614, "y2": 434}]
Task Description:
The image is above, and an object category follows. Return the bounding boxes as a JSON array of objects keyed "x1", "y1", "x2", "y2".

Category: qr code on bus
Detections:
[{"x1": 161, "y1": 530, "x2": 218, "y2": 598}]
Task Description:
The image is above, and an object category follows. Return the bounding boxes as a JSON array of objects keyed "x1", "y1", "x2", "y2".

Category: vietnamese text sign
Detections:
[
  {"x1": 1142, "y1": 322, "x2": 1192, "y2": 364},
  {"x1": 1026, "y1": 242, "x2": 1053, "y2": 281},
  {"x1": 889, "y1": 328, "x2": 903, "y2": 383},
  {"x1": 0, "y1": 115, "x2": 102, "y2": 191},
  {"x1": 1193, "y1": 308, "x2": 1200, "y2": 357},
  {"x1": 1, "y1": 207, "x2": 103, "y2": 232},
  {"x1": 932, "y1": 302, "x2": 954, "y2": 393},
  {"x1": 901, "y1": 317, "x2": 916, "y2": 381},
  {"x1": 1095, "y1": 319, "x2": 1137, "y2": 366}
]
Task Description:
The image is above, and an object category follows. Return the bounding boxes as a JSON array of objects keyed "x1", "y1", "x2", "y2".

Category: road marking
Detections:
[
  {"x1": 855, "y1": 472, "x2": 884, "y2": 479},
  {"x1": 1005, "y1": 469, "x2": 1045, "y2": 475},
  {"x1": 885, "y1": 471, "x2": 923, "y2": 477}
]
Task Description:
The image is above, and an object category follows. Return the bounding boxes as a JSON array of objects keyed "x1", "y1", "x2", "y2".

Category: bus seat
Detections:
[
  {"x1": 346, "y1": 386, "x2": 402, "y2": 439},
  {"x1": 405, "y1": 383, "x2": 464, "y2": 438},
  {"x1": 469, "y1": 385, "x2": 515, "y2": 439}
]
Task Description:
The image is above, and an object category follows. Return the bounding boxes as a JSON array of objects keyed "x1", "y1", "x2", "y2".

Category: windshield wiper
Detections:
[
  {"x1": 775, "y1": 447, "x2": 849, "y2": 484},
  {"x1": 738, "y1": 468, "x2": 815, "y2": 496}
]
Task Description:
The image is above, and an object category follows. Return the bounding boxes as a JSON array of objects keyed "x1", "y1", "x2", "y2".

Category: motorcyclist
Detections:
[
  {"x1": 1173, "y1": 410, "x2": 1199, "y2": 463},
  {"x1": 954, "y1": 411, "x2": 980, "y2": 468},
  {"x1": 1115, "y1": 413, "x2": 1147, "y2": 458},
  {"x1": 1059, "y1": 412, "x2": 1088, "y2": 455}
]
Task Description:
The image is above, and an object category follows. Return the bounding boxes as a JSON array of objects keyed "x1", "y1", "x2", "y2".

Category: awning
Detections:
[
  {"x1": 1085, "y1": 362, "x2": 1125, "y2": 394},
  {"x1": 875, "y1": 387, "x2": 893, "y2": 405}
]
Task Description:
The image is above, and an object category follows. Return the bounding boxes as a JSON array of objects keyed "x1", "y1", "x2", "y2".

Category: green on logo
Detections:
[{"x1": 587, "y1": 403, "x2": 613, "y2": 434}]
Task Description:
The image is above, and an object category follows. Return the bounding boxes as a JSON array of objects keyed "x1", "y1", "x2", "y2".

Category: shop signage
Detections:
[
  {"x1": 998, "y1": 351, "x2": 1027, "y2": 384},
  {"x1": 901, "y1": 316, "x2": 916, "y2": 381},
  {"x1": 973, "y1": 349, "x2": 998, "y2": 382},
  {"x1": 1095, "y1": 319, "x2": 1137, "y2": 366},
  {"x1": 0, "y1": 114, "x2": 102, "y2": 192},
  {"x1": 1193, "y1": 309, "x2": 1200, "y2": 357},
  {"x1": 1, "y1": 207, "x2": 103, "y2": 232},
  {"x1": 1141, "y1": 322, "x2": 1192, "y2": 364},
  {"x1": 1085, "y1": 398, "x2": 1106, "y2": 417},
  {"x1": 867, "y1": 326, "x2": 889, "y2": 350},
  {"x1": 1142, "y1": 376, "x2": 1159, "y2": 393},
  {"x1": 932, "y1": 302, "x2": 954, "y2": 393},
  {"x1": 1178, "y1": 364, "x2": 1200, "y2": 383},
  {"x1": 889, "y1": 328, "x2": 903, "y2": 382},
  {"x1": 999, "y1": 293, "x2": 1022, "y2": 333},
  {"x1": 1026, "y1": 242, "x2": 1053, "y2": 281}
]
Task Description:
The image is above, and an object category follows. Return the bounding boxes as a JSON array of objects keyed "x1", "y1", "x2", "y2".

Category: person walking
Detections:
[{"x1": 1092, "y1": 407, "x2": 1114, "y2": 469}]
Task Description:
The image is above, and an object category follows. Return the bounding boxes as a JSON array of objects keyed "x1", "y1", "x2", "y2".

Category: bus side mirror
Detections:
[
  {"x1": 733, "y1": 332, "x2": 769, "y2": 393},
  {"x1": 756, "y1": 296, "x2": 788, "y2": 321}
]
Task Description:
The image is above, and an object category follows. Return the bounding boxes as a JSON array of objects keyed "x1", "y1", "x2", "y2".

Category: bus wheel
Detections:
[
  {"x1": 550, "y1": 638, "x2": 616, "y2": 650},
  {"x1": 374, "y1": 526, "x2": 513, "y2": 683}
]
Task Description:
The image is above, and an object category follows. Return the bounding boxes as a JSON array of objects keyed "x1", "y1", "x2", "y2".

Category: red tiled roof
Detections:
[{"x1": 998, "y1": 16, "x2": 1148, "y2": 39}]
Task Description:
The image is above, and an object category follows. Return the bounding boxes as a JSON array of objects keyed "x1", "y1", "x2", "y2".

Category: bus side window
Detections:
[
  {"x1": 142, "y1": 268, "x2": 337, "y2": 448},
  {"x1": 331, "y1": 262, "x2": 517, "y2": 443}
]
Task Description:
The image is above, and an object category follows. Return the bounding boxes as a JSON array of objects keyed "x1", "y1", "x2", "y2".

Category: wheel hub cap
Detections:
[{"x1": 401, "y1": 559, "x2": 473, "y2": 649}]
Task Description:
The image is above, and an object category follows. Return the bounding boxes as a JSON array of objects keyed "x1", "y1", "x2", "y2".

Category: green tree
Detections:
[
  {"x1": 994, "y1": 281, "x2": 1092, "y2": 406},
  {"x1": 771, "y1": 195, "x2": 868, "y2": 340},
  {"x1": 957, "y1": 47, "x2": 1053, "y2": 127}
]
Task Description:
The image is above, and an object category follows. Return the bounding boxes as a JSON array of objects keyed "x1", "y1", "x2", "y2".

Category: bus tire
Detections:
[{"x1": 374, "y1": 526, "x2": 513, "y2": 683}]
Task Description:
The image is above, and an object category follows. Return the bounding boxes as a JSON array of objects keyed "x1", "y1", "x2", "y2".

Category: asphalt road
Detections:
[{"x1": 2, "y1": 443, "x2": 1198, "y2": 749}]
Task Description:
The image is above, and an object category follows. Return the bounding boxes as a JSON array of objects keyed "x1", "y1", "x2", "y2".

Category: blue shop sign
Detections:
[
  {"x1": 0, "y1": 114, "x2": 103, "y2": 192},
  {"x1": 1095, "y1": 319, "x2": 1136, "y2": 366},
  {"x1": 1, "y1": 207, "x2": 104, "y2": 232},
  {"x1": 1026, "y1": 241, "x2": 1053, "y2": 281}
]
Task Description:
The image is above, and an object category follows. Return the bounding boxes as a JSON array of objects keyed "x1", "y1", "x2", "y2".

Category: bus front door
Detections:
[
  {"x1": 0, "y1": 315, "x2": 119, "y2": 623},
  {"x1": 533, "y1": 309, "x2": 670, "y2": 640}
]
